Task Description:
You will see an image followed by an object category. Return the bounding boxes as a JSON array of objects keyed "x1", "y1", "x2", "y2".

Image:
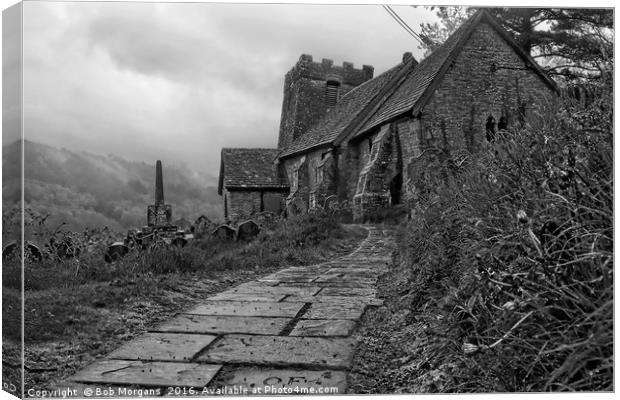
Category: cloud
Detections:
[{"x1": 19, "y1": 2, "x2": 436, "y2": 182}]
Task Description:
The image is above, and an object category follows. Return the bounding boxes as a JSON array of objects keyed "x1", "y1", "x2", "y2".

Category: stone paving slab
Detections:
[
  {"x1": 71, "y1": 360, "x2": 221, "y2": 387},
  {"x1": 304, "y1": 302, "x2": 367, "y2": 320},
  {"x1": 289, "y1": 319, "x2": 356, "y2": 337},
  {"x1": 283, "y1": 295, "x2": 384, "y2": 306},
  {"x1": 154, "y1": 315, "x2": 290, "y2": 335},
  {"x1": 107, "y1": 332, "x2": 216, "y2": 362},
  {"x1": 318, "y1": 287, "x2": 377, "y2": 297},
  {"x1": 218, "y1": 367, "x2": 347, "y2": 394},
  {"x1": 208, "y1": 292, "x2": 287, "y2": 302},
  {"x1": 199, "y1": 335, "x2": 357, "y2": 369},
  {"x1": 225, "y1": 282, "x2": 321, "y2": 297},
  {"x1": 258, "y1": 276, "x2": 318, "y2": 284},
  {"x1": 69, "y1": 225, "x2": 394, "y2": 392},
  {"x1": 186, "y1": 301, "x2": 305, "y2": 317},
  {"x1": 316, "y1": 281, "x2": 377, "y2": 288}
]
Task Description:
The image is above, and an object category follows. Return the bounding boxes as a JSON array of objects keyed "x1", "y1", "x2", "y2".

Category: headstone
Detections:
[
  {"x1": 193, "y1": 215, "x2": 214, "y2": 234},
  {"x1": 2, "y1": 241, "x2": 43, "y2": 262},
  {"x1": 236, "y1": 220, "x2": 260, "y2": 241},
  {"x1": 212, "y1": 224, "x2": 236, "y2": 240},
  {"x1": 104, "y1": 242, "x2": 129, "y2": 263}
]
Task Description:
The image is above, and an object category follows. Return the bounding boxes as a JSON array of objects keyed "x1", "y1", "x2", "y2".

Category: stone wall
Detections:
[
  {"x1": 416, "y1": 22, "x2": 554, "y2": 154},
  {"x1": 351, "y1": 125, "x2": 401, "y2": 219},
  {"x1": 282, "y1": 147, "x2": 339, "y2": 212},
  {"x1": 277, "y1": 55, "x2": 374, "y2": 150},
  {"x1": 224, "y1": 188, "x2": 287, "y2": 222},
  {"x1": 347, "y1": 22, "x2": 554, "y2": 219}
]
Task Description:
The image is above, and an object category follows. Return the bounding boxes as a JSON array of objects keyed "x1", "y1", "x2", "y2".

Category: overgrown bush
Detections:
[{"x1": 396, "y1": 83, "x2": 612, "y2": 392}]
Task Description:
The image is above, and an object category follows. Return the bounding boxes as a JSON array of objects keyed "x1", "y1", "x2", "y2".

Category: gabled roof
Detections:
[
  {"x1": 278, "y1": 57, "x2": 417, "y2": 159},
  {"x1": 218, "y1": 148, "x2": 288, "y2": 194},
  {"x1": 355, "y1": 10, "x2": 558, "y2": 137},
  {"x1": 278, "y1": 10, "x2": 557, "y2": 158}
]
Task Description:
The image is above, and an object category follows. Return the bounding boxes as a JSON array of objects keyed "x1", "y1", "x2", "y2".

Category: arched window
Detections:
[
  {"x1": 486, "y1": 115, "x2": 496, "y2": 142},
  {"x1": 325, "y1": 80, "x2": 340, "y2": 106},
  {"x1": 498, "y1": 116, "x2": 508, "y2": 131}
]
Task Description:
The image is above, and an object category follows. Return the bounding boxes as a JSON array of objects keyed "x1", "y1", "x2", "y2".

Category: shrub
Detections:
[{"x1": 396, "y1": 82, "x2": 612, "y2": 392}]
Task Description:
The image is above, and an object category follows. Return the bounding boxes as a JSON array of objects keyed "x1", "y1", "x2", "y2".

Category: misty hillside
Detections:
[{"x1": 3, "y1": 140, "x2": 223, "y2": 232}]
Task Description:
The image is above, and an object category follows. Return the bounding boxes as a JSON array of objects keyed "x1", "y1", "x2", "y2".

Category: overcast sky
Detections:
[{"x1": 7, "y1": 1, "x2": 438, "y2": 180}]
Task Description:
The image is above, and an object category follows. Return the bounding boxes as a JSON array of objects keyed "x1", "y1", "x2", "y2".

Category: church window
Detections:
[
  {"x1": 498, "y1": 116, "x2": 508, "y2": 131},
  {"x1": 518, "y1": 101, "x2": 527, "y2": 127},
  {"x1": 326, "y1": 81, "x2": 340, "y2": 106},
  {"x1": 486, "y1": 115, "x2": 496, "y2": 142}
]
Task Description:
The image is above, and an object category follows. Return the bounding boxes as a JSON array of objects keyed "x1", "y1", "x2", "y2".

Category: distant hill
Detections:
[{"x1": 2, "y1": 140, "x2": 223, "y2": 233}]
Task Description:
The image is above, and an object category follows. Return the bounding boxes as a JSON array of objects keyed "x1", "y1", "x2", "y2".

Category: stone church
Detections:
[{"x1": 218, "y1": 10, "x2": 557, "y2": 221}]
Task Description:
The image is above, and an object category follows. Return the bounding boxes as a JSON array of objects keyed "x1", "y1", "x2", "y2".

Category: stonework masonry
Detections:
[
  {"x1": 345, "y1": 21, "x2": 555, "y2": 216},
  {"x1": 219, "y1": 11, "x2": 557, "y2": 222},
  {"x1": 223, "y1": 188, "x2": 288, "y2": 222},
  {"x1": 277, "y1": 55, "x2": 374, "y2": 151}
]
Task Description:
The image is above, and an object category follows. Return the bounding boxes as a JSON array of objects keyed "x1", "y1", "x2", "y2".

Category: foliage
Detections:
[
  {"x1": 418, "y1": 7, "x2": 613, "y2": 82},
  {"x1": 3, "y1": 208, "x2": 358, "y2": 295},
  {"x1": 392, "y1": 79, "x2": 612, "y2": 391}
]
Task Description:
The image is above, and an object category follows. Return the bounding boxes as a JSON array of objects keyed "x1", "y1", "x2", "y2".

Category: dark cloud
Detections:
[
  {"x1": 19, "y1": 2, "x2": 435, "y2": 182},
  {"x1": 2, "y1": 2, "x2": 22, "y2": 145}
]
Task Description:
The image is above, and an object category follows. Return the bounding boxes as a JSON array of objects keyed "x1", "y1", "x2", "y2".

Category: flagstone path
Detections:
[{"x1": 67, "y1": 225, "x2": 394, "y2": 395}]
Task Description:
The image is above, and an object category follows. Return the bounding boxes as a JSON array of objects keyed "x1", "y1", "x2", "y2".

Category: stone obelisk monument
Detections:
[{"x1": 147, "y1": 160, "x2": 172, "y2": 227}]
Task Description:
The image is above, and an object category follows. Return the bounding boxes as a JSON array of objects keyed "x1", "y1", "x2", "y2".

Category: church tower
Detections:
[{"x1": 277, "y1": 54, "x2": 374, "y2": 151}]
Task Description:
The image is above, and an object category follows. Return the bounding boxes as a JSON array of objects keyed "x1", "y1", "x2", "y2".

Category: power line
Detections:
[
  {"x1": 384, "y1": 5, "x2": 424, "y2": 43},
  {"x1": 382, "y1": 5, "x2": 425, "y2": 46}
]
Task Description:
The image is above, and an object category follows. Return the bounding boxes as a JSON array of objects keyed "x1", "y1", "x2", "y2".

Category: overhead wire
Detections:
[{"x1": 381, "y1": 5, "x2": 425, "y2": 46}]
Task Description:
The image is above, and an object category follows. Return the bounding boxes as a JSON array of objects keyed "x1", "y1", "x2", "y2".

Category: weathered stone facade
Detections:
[
  {"x1": 278, "y1": 55, "x2": 374, "y2": 151},
  {"x1": 218, "y1": 148, "x2": 289, "y2": 222},
  {"x1": 222, "y1": 188, "x2": 288, "y2": 222},
  {"x1": 342, "y1": 20, "x2": 555, "y2": 216},
  {"x1": 219, "y1": 10, "x2": 557, "y2": 221}
]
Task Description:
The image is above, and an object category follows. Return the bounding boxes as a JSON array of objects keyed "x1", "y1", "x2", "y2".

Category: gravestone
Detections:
[
  {"x1": 2, "y1": 241, "x2": 43, "y2": 262},
  {"x1": 193, "y1": 215, "x2": 214, "y2": 235},
  {"x1": 212, "y1": 224, "x2": 236, "y2": 240},
  {"x1": 236, "y1": 220, "x2": 260, "y2": 241},
  {"x1": 105, "y1": 242, "x2": 129, "y2": 263}
]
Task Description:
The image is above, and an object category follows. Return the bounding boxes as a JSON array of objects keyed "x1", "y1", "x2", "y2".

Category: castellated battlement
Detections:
[
  {"x1": 277, "y1": 54, "x2": 375, "y2": 151},
  {"x1": 291, "y1": 54, "x2": 374, "y2": 85}
]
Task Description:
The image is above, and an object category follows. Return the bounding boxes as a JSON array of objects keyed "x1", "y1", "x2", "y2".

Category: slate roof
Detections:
[
  {"x1": 278, "y1": 60, "x2": 413, "y2": 158},
  {"x1": 355, "y1": 10, "x2": 557, "y2": 136},
  {"x1": 277, "y1": 10, "x2": 557, "y2": 157},
  {"x1": 218, "y1": 148, "x2": 287, "y2": 194}
]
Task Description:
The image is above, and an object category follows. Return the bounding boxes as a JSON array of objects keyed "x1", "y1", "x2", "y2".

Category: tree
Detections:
[{"x1": 418, "y1": 7, "x2": 613, "y2": 82}]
